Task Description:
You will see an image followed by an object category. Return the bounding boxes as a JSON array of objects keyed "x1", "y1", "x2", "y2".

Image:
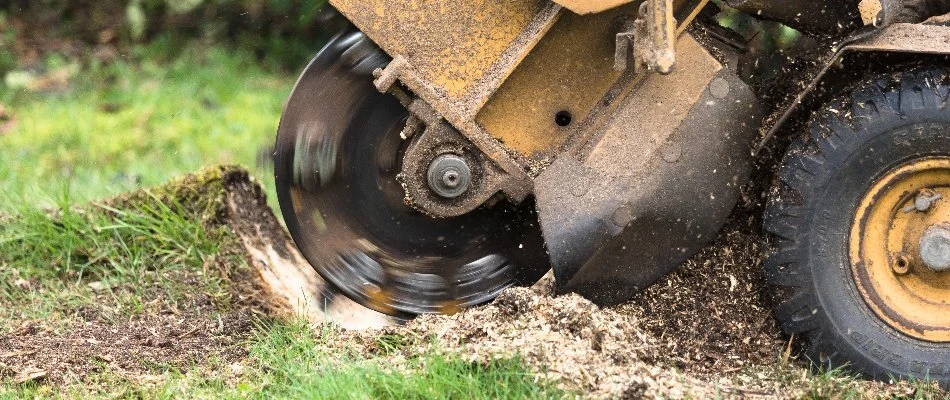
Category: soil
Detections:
[
  {"x1": 0, "y1": 256, "x2": 266, "y2": 386},
  {"x1": 0, "y1": 310, "x2": 253, "y2": 385}
]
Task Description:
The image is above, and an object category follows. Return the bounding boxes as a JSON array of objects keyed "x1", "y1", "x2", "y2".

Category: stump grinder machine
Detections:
[{"x1": 274, "y1": 0, "x2": 950, "y2": 385}]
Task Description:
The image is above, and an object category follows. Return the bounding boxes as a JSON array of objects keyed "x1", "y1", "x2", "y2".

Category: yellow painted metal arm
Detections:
[{"x1": 554, "y1": 0, "x2": 635, "y2": 14}]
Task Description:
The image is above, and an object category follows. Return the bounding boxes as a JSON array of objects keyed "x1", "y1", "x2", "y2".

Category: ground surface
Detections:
[{"x1": 1, "y1": 167, "x2": 945, "y2": 399}]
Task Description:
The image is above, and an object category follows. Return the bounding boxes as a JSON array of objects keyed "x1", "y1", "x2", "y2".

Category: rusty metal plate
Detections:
[
  {"x1": 475, "y1": 5, "x2": 636, "y2": 161},
  {"x1": 759, "y1": 23, "x2": 950, "y2": 152},
  {"x1": 554, "y1": 0, "x2": 634, "y2": 14},
  {"x1": 534, "y1": 34, "x2": 762, "y2": 305},
  {"x1": 585, "y1": 35, "x2": 722, "y2": 172},
  {"x1": 330, "y1": 0, "x2": 561, "y2": 123},
  {"x1": 848, "y1": 23, "x2": 950, "y2": 54}
]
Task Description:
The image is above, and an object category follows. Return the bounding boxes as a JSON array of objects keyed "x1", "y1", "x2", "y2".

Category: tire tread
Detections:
[{"x1": 764, "y1": 67, "x2": 950, "y2": 385}]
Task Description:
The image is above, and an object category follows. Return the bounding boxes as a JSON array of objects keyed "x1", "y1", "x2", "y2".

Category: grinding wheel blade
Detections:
[{"x1": 274, "y1": 31, "x2": 549, "y2": 317}]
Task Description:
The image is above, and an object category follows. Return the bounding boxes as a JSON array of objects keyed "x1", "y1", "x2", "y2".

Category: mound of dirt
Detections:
[
  {"x1": 620, "y1": 228, "x2": 783, "y2": 376},
  {"x1": 403, "y1": 289, "x2": 699, "y2": 398},
  {"x1": 376, "y1": 255, "x2": 926, "y2": 398},
  {"x1": 373, "y1": 229, "x2": 789, "y2": 398}
]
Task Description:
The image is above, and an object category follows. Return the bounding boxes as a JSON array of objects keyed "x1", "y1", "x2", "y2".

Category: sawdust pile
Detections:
[
  {"x1": 373, "y1": 225, "x2": 792, "y2": 398},
  {"x1": 357, "y1": 215, "x2": 938, "y2": 398},
  {"x1": 406, "y1": 289, "x2": 704, "y2": 398},
  {"x1": 621, "y1": 228, "x2": 782, "y2": 376}
]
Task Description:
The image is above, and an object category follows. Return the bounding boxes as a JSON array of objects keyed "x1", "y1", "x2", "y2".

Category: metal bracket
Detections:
[
  {"x1": 373, "y1": 55, "x2": 408, "y2": 93},
  {"x1": 373, "y1": 63, "x2": 533, "y2": 218},
  {"x1": 616, "y1": 0, "x2": 677, "y2": 74},
  {"x1": 399, "y1": 120, "x2": 519, "y2": 218},
  {"x1": 614, "y1": 28, "x2": 636, "y2": 71}
]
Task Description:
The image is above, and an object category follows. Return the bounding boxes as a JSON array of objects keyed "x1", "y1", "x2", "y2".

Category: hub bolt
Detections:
[
  {"x1": 891, "y1": 253, "x2": 912, "y2": 275},
  {"x1": 919, "y1": 225, "x2": 950, "y2": 273},
  {"x1": 427, "y1": 154, "x2": 471, "y2": 199},
  {"x1": 442, "y1": 170, "x2": 461, "y2": 188}
]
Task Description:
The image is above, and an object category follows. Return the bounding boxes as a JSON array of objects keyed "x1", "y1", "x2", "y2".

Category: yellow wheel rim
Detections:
[{"x1": 850, "y1": 158, "x2": 950, "y2": 343}]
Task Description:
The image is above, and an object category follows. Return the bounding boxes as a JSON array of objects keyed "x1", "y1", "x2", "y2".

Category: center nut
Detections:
[
  {"x1": 427, "y1": 154, "x2": 472, "y2": 199},
  {"x1": 920, "y1": 225, "x2": 950, "y2": 273}
]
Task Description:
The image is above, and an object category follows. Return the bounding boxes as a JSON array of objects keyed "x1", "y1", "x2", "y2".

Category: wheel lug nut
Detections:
[{"x1": 891, "y1": 253, "x2": 913, "y2": 275}]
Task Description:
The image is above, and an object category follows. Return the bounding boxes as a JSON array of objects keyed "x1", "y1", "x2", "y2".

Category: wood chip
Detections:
[
  {"x1": 14, "y1": 367, "x2": 48, "y2": 384},
  {"x1": 176, "y1": 327, "x2": 200, "y2": 339},
  {"x1": 0, "y1": 350, "x2": 35, "y2": 359}
]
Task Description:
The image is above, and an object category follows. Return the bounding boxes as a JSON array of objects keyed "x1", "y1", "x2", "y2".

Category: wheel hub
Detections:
[{"x1": 850, "y1": 158, "x2": 950, "y2": 343}]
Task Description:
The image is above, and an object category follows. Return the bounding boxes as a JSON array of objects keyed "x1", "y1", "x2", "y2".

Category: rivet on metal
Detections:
[{"x1": 903, "y1": 189, "x2": 942, "y2": 213}]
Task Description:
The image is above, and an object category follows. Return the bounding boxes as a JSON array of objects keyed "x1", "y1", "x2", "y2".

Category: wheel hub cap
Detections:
[
  {"x1": 919, "y1": 225, "x2": 950, "y2": 272},
  {"x1": 850, "y1": 158, "x2": 950, "y2": 343}
]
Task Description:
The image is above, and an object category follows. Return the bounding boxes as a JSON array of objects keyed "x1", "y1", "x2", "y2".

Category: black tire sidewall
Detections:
[{"x1": 805, "y1": 120, "x2": 950, "y2": 382}]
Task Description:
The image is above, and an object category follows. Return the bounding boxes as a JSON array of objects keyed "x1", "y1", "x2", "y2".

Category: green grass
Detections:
[
  {"x1": 0, "y1": 190, "x2": 228, "y2": 329},
  {"x1": 0, "y1": 41, "x2": 289, "y2": 211},
  {"x1": 739, "y1": 356, "x2": 948, "y2": 400},
  {"x1": 0, "y1": 322, "x2": 571, "y2": 400},
  {"x1": 0, "y1": 194, "x2": 569, "y2": 397},
  {"x1": 0, "y1": 38, "x2": 286, "y2": 328},
  {"x1": 244, "y1": 322, "x2": 569, "y2": 400}
]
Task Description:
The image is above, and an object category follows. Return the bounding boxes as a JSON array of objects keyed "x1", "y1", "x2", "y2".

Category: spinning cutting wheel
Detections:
[{"x1": 273, "y1": 32, "x2": 549, "y2": 317}]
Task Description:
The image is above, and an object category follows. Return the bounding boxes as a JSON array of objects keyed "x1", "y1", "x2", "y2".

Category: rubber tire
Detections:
[
  {"x1": 886, "y1": 0, "x2": 950, "y2": 24},
  {"x1": 765, "y1": 68, "x2": 950, "y2": 387}
]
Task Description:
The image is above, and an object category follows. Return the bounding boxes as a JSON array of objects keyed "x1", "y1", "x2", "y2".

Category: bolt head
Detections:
[
  {"x1": 913, "y1": 189, "x2": 941, "y2": 212},
  {"x1": 427, "y1": 155, "x2": 472, "y2": 199},
  {"x1": 442, "y1": 170, "x2": 461, "y2": 188}
]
